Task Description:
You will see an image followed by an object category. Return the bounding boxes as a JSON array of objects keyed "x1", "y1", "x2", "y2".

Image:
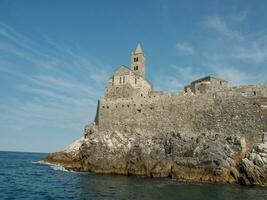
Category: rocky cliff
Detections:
[
  {"x1": 43, "y1": 84, "x2": 267, "y2": 186},
  {"x1": 44, "y1": 122, "x2": 267, "y2": 185}
]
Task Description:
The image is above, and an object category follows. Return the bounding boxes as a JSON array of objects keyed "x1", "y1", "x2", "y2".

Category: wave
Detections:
[{"x1": 32, "y1": 160, "x2": 74, "y2": 172}]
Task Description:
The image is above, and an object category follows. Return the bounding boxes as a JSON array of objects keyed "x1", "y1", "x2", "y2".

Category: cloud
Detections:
[
  {"x1": 199, "y1": 13, "x2": 266, "y2": 85},
  {"x1": 202, "y1": 16, "x2": 242, "y2": 39},
  {"x1": 234, "y1": 42, "x2": 267, "y2": 63},
  {"x1": 210, "y1": 65, "x2": 249, "y2": 86},
  {"x1": 90, "y1": 70, "x2": 110, "y2": 84},
  {"x1": 0, "y1": 22, "x2": 107, "y2": 136},
  {"x1": 154, "y1": 65, "x2": 204, "y2": 91},
  {"x1": 230, "y1": 11, "x2": 248, "y2": 22},
  {"x1": 175, "y1": 42, "x2": 196, "y2": 55}
]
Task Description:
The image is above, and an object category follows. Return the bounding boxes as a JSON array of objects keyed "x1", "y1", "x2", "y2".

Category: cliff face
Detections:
[
  {"x1": 43, "y1": 84, "x2": 267, "y2": 185},
  {"x1": 44, "y1": 122, "x2": 267, "y2": 185}
]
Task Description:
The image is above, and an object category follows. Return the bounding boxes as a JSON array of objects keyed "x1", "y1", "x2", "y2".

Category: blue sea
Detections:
[{"x1": 0, "y1": 151, "x2": 266, "y2": 200}]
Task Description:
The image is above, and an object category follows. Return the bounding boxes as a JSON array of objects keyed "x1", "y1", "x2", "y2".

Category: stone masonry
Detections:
[{"x1": 98, "y1": 43, "x2": 267, "y2": 146}]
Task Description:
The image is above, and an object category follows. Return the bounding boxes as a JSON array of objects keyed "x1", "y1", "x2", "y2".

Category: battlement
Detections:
[
  {"x1": 95, "y1": 82, "x2": 267, "y2": 146},
  {"x1": 95, "y1": 43, "x2": 267, "y2": 147}
]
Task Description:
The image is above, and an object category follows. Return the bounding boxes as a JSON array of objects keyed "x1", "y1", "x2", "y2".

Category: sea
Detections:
[{"x1": 0, "y1": 151, "x2": 266, "y2": 200}]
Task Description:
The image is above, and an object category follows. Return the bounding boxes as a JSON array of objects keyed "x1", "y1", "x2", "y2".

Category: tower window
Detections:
[
  {"x1": 134, "y1": 57, "x2": 138, "y2": 62},
  {"x1": 134, "y1": 66, "x2": 138, "y2": 70},
  {"x1": 135, "y1": 78, "x2": 137, "y2": 84}
]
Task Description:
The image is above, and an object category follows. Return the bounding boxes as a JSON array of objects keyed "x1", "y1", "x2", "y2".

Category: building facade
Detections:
[{"x1": 104, "y1": 43, "x2": 153, "y2": 99}]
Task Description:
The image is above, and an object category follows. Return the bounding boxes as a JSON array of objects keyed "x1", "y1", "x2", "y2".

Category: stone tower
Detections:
[{"x1": 131, "y1": 43, "x2": 146, "y2": 78}]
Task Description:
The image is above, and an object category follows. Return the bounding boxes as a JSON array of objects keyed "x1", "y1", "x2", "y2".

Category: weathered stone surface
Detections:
[
  {"x1": 237, "y1": 143, "x2": 267, "y2": 185},
  {"x1": 43, "y1": 138, "x2": 85, "y2": 171},
  {"x1": 43, "y1": 123, "x2": 267, "y2": 185}
]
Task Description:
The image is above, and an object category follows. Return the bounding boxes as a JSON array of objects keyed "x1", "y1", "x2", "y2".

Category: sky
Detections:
[{"x1": 0, "y1": 0, "x2": 267, "y2": 153}]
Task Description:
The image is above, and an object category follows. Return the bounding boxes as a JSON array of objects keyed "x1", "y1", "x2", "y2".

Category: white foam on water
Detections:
[{"x1": 32, "y1": 160, "x2": 74, "y2": 172}]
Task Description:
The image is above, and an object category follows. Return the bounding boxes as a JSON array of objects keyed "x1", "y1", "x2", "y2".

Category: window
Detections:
[
  {"x1": 119, "y1": 76, "x2": 125, "y2": 84},
  {"x1": 134, "y1": 66, "x2": 138, "y2": 70},
  {"x1": 135, "y1": 78, "x2": 137, "y2": 84},
  {"x1": 134, "y1": 57, "x2": 138, "y2": 62}
]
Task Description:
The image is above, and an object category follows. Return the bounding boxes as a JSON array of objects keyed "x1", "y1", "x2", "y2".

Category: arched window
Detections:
[
  {"x1": 134, "y1": 57, "x2": 138, "y2": 62},
  {"x1": 134, "y1": 66, "x2": 138, "y2": 70}
]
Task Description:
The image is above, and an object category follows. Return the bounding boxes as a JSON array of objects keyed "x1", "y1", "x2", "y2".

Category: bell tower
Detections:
[{"x1": 131, "y1": 43, "x2": 146, "y2": 78}]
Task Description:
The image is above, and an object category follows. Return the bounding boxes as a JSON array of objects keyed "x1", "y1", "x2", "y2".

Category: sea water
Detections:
[{"x1": 0, "y1": 151, "x2": 266, "y2": 200}]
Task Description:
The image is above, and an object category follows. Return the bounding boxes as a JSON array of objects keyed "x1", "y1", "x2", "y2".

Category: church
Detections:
[{"x1": 104, "y1": 43, "x2": 154, "y2": 99}]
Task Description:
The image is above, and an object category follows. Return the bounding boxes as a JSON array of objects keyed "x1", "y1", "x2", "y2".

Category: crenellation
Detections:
[{"x1": 94, "y1": 43, "x2": 267, "y2": 147}]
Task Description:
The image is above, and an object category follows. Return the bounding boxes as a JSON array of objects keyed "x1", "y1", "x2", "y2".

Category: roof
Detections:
[
  {"x1": 116, "y1": 65, "x2": 131, "y2": 70},
  {"x1": 191, "y1": 76, "x2": 228, "y2": 84},
  {"x1": 111, "y1": 65, "x2": 153, "y2": 87},
  {"x1": 134, "y1": 43, "x2": 143, "y2": 54}
]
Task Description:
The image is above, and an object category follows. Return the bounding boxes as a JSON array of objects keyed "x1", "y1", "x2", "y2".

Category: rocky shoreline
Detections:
[{"x1": 43, "y1": 122, "x2": 267, "y2": 186}]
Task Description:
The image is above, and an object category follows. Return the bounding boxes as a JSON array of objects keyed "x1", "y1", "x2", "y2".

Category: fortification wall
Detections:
[{"x1": 96, "y1": 84, "x2": 267, "y2": 146}]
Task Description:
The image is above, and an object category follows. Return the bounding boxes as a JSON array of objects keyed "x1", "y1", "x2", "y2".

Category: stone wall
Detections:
[{"x1": 96, "y1": 84, "x2": 267, "y2": 147}]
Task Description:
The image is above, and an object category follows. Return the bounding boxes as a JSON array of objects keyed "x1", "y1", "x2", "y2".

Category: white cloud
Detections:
[
  {"x1": 175, "y1": 42, "x2": 196, "y2": 55},
  {"x1": 90, "y1": 70, "x2": 110, "y2": 84},
  {"x1": 234, "y1": 42, "x2": 267, "y2": 63},
  {"x1": 154, "y1": 65, "x2": 204, "y2": 91},
  {"x1": 230, "y1": 11, "x2": 248, "y2": 22},
  {"x1": 202, "y1": 16, "x2": 242, "y2": 39},
  {"x1": 0, "y1": 22, "x2": 107, "y2": 136},
  {"x1": 210, "y1": 65, "x2": 249, "y2": 85}
]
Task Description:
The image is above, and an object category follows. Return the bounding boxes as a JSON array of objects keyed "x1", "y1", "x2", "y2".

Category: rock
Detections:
[
  {"x1": 42, "y1": 123, "x2": 267, "y2": 185},
  {"x1": 254, "y1": 154, "x2": 264, "y2": 167},
  {"x1": 240, "y1": 158, "x2": 266, "y2": 185}
]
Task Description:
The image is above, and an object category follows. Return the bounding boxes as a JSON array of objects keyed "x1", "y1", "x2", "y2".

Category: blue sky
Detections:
[{"x1": 0, "y1": 0, "x2": 266, "y2": 152}]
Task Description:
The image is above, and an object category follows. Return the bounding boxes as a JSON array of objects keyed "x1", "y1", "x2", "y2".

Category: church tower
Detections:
[{"x1": 131, "y1": 43, "x2": 146, "y2": 78}]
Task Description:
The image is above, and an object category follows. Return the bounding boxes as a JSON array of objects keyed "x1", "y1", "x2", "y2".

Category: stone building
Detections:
[
  {"x1": 96, "y1": 43, "x2": 267, "y2": 146},
  {"x1": 184, "y1": 76, "x2": 228, "y2": 94},
  {"x1": 104, "y1": 43, "x2": 153, "y2": 99}
]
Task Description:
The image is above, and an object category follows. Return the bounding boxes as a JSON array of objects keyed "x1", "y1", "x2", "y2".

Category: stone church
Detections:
[{"x1": 104, "y1": 43, "x2": 154, "y2": 99}]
